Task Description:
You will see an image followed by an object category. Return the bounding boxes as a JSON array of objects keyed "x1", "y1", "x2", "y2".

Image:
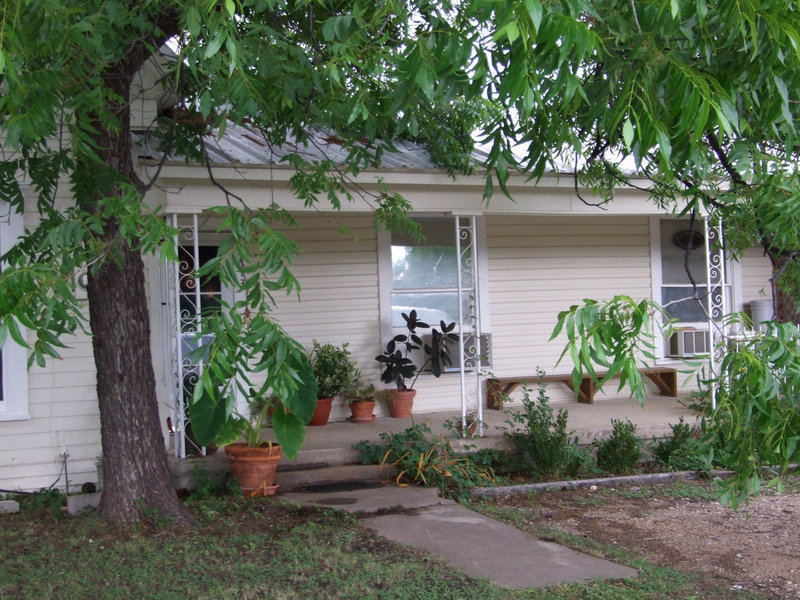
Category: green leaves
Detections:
[
  {"x1": 551, "y1": 296, "x2": 665, "y2": 405},
  {"x1": 709, "y1": 321, "x2": 800, "y2": 508}
]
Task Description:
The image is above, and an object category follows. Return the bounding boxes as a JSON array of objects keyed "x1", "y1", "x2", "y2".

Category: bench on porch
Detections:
[{"x1": 486, "y1": 367, "x2": 678, "y2": 409}]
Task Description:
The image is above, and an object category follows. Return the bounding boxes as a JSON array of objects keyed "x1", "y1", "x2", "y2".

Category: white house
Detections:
[{"x1": 0, "y1": 61, "x2": 775, "y2": 493}]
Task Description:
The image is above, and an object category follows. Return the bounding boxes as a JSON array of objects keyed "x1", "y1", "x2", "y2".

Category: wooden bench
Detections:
[{"x1": 486, "y1": 367, "x2": 678, "y2": 409}]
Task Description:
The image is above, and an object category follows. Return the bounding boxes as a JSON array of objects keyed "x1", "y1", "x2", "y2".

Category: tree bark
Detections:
[
  {"x1": 81, "y1": 22, "x2": 194, "y2": 526},
  {"x1": 88, "y1": 238, "x2": 194, "y2": 526},
  {"x1": 767, "y1": 252, "x2": 800, "y2": 325}
]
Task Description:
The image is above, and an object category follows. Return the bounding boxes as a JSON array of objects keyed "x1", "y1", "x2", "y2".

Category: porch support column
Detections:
[
  {"x1": 704, "y1": 212, "x2": 727, "y2": 410},
  {"x1": 163, "y1": 209, "x2": 203, "y2": 458},
  {"x1": 454, "y1": 214, "x2": 484, "y2": 436}
]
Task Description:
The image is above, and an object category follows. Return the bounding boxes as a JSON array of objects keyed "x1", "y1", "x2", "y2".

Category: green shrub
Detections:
[
  {"x1": 595, "y1": 419, "x2": 641, "y2": 475},
  {"x1": 502, "y1": 376, "x2": 589, "y2": 480},
  {"x1": 310, "y1": 341, "x2": 359, "y2": 398},
  {"x1": 190, "y1": 464, "x2": 240, "y2": 498},
  {"x1": 352, "y1": 424, "x2": 496, "y2": 501},
  {"x1": 650, "y1": 417, "x2": 710, "y2": 472},
  {"x1": 23, "y1": 488, "x2": 65, "y2": 518}
]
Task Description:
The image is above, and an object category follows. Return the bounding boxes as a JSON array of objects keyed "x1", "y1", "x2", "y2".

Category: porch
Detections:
[{"x1": 168, "y1": 394, "x2": 696, "y2": 492}]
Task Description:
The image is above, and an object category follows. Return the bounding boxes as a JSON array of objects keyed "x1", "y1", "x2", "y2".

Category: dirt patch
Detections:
[{"x1": 489, "y1": 481, "x2": 800, "y2": 599}]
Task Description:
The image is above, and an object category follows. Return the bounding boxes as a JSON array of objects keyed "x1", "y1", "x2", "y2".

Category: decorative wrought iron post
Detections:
[
  {"x1": 704, "y1": 212, "x2": 727, "y2": 410},
  {"x1": 454, "y1": 215, "x2": 484, "y2": 436},
  {"x1": 162, "y1": 210, "x2": 204, "y2": 458}
]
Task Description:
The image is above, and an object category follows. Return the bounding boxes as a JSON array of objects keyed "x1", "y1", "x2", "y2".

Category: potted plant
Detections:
[
  {"x1": 345, "y1": 377, "x2": 377, "y2": 423},
  {"x1": 375, "y1": 310, "x2": 458, "y2": 417},
  {"x1": 308, "y1": 341, "x2": 360, "y2": 426},
  {"x1": 223, "y1": 393, "x2": 283, "y2": 497},
  {"x1": 443, "y1": 411, "x2": 481, "y2": 437}
]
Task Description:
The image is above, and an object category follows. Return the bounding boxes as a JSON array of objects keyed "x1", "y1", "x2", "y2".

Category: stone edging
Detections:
[{"x1": 471, "y1": 469, "x2": 734, "y2": 498}]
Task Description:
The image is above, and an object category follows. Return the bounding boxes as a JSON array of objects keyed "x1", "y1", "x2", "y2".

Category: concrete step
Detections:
[
  {"x1": 279, "y1": 446, "x2": 360, "y2": 469},
  {"x1": 168, "y1": 448, "x2": 389, "y2": 492},
  {"x1": 276, "y1": 464, "x2": 397, "y2": 492}
]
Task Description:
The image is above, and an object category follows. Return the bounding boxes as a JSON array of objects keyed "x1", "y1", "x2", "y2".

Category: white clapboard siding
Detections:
[
  {"x1": 739, "y1": 246, "x2": 774, "y2": 307},
  {"x1": 2, "y1": 329, "x2": 101, "y2": 492},
  {"x1": 269, "y1": 214, "x2": 384, "y2": 421},
  {"x1": 487, "y1": 215, "x2": 653, "y2": 403},
  {"x1": 0, "y1": 197, "x2": 165, "y2": 492}
]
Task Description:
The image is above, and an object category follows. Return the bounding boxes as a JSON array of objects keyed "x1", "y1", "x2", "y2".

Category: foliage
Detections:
[
  {"x1": 595, "y1": 419, "x2": 642, "y2": 475},
  {"x1": 343, "y1": 376, "x2": 375, "y2": 405},
  {"x1": 649, "y1": 418, "x2": 710, "y2": 473},
  {"x1": 21, "y1": 488, "x2": 65, "y2": 519},
  {"x1": 309, "y1": 341, "x2": 359, "y2": 399},
  {"x1": 502, "y1": 376, "x2": 590, "y2": 480},
  {"x1": 704, "y1": 322, "x2": 800, "y2": 507},
  {"x1": 551, "y1": 296, "x2": 668, "y2": 405},
  {"x1": 442, "y1": 412, "x2": 481, "y2": 438},
  {"x1": 187, "y1": 312, "x2": 316, "y2": 459},
  {"x1": 554, "y1": 300, "x2": 800, "y2": 505},
  {"x1": 375, "y1": 310, "x2": 458, "y2": 390},
  {"x1": 189, "y1": 464, "x2": 240, "y2": 499},
  {"x1": 353, "y1": 424, "x2": 496, "y2": 500}
]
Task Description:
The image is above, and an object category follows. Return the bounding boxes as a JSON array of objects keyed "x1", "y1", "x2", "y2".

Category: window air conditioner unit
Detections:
[
  {"x1": 667, "y1": 328, "x2": 710, "y2": 358},
  {"x1": 424, "y1": 333, "x2": 492, "y2": 372}
]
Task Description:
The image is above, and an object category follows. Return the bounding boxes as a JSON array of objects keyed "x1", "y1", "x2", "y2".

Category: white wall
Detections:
[
  {"x1": 739, "y1": 245, "x2": 774, "y2": 310},
  {"x1": 487, "y1": 214, "x2": 654, "y2": 403}
]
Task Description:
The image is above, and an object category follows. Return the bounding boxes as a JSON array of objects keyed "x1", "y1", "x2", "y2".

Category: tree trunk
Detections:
[
  {"x1": 81, "y1": 43, "x2": 194, "y2": 526},
  {"x1": 87, "y1": 239, "x2": 193, "y2": 526},
  {"x1": 767, "y1": 252, "x2": 800, "y2": 325}
]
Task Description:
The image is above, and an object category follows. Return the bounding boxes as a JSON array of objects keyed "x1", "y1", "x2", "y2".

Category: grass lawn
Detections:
[{"x1": 0, "y1": 490, "x2": 769, "y2": 600}]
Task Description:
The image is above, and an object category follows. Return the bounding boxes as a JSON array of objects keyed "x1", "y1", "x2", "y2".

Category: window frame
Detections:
[
  {"x1": 378, "y1": 214, "x2": 491, "y2": 364},
  {"x1": 0, "y1": 201, "x2": 30, "y2": 421}
]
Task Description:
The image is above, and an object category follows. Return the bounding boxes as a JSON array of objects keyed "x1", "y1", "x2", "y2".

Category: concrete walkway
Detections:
[{"x1": 284, "y1": 484, "x2": 638, "y2": 590}]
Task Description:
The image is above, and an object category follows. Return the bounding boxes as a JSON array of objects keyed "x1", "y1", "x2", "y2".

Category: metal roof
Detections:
[{"x1": 134, "y1": 120, "x2": 490, "y2": 171}]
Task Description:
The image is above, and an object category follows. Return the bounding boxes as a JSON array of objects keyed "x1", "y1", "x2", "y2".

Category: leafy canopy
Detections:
[{"x1": 2, "y1": 1, "x2": 800, "y2": 477}]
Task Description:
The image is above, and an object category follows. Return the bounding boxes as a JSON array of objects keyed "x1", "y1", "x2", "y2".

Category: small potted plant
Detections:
[
  {"x1": 375, "y1": 310, "x2": 458, "y2": 417},
  {"x1": 345, "y1": 376, "x2": 377, "y2": 423},
  {"x1": 309, "y1": 341, "x2": 360, "y2": 426},
  {"x1": 443, "y1": 411, "x2": 481, "y2": 437},
  {"x1": 223, "y1": 392, "x2": 283, "y2": 497}
]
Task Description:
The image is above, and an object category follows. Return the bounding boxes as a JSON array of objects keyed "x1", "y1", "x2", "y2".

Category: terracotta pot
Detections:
[
  {"x1": 389, "y1": 389, "x2": 416, "y2": 418},
  {"x1": 349, "y1": 400, "x2": 376, "y2": 423},
  {"x1": 224, "y1": 442, "x2": 281, "y2": 497},
  {"x1": 457, "y1": 421, "x2": 478, "y2": 437},
  {"x1": 308, "y1": 397, "x2": 333, "y2": 426}
]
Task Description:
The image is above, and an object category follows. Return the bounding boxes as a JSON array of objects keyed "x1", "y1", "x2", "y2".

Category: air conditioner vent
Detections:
[{"x1": 667, "y1": 328, "x2": 710, "y2": 358}]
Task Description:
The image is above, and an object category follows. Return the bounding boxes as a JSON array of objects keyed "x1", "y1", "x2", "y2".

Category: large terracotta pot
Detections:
[
  {"x1": 225, "y1": 442, "x2": 282, "y2": 497},
  {"x1": 309, "y1": 397, "x2": 333, "y2": 426},
  {"x1": 389, "y1": 389, "x2": 416, "y2": 418},
  {"x1": 349, "y1": 400, "x2": 376, "y2": 423}
]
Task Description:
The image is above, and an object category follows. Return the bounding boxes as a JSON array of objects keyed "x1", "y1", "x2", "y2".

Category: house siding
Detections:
[
  {"x1": 739, "y1": 246, "x2": 774, "y2": 310},
  {"x1": 487, "y1": 214, "x2": 653, "y2": 403},
  {"x1": 2, "y1": 332, "x2": 100, "y2": 492}
]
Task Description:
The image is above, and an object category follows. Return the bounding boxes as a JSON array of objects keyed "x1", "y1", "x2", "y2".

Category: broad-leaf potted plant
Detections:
[
  {"x1": 186, "y1": 313, "x2": 318, "y2": 494},
  {"x1": 222, "y1": 392, "x2": 283, "y2": 496},
  {"x1": 375, "y1": 310, "x2": 458, "y2": 417},
  {"x1": 308, "y1": 341, "x2": 360, "y2": 426},
  {"x1": 345, "y1": 377, "x2": 377, "y2": 423}
]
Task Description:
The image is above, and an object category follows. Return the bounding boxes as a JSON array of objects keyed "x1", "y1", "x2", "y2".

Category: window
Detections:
[
  {"x1": 654, "y1": 218, "x2": 733, "y2": 358},
  {"x1": 0, "y1": 201, "x2": 29, "y2": 421},
  {"x1": 379, "y1": 215, "x2": 491, "y2": 362},
  {"x1": 389, "y1": 217, "x2": 468, "y2": 327}
]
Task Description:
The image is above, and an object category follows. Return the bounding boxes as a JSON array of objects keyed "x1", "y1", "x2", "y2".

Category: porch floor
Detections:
[{"x1": 292, "y1": 394, "x2": 695, "y2": 461}]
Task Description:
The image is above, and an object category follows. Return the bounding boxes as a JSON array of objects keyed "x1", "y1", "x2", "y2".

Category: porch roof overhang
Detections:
[{"x1": 135, "y1": 123, "x2": 687, "y2": 218}]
